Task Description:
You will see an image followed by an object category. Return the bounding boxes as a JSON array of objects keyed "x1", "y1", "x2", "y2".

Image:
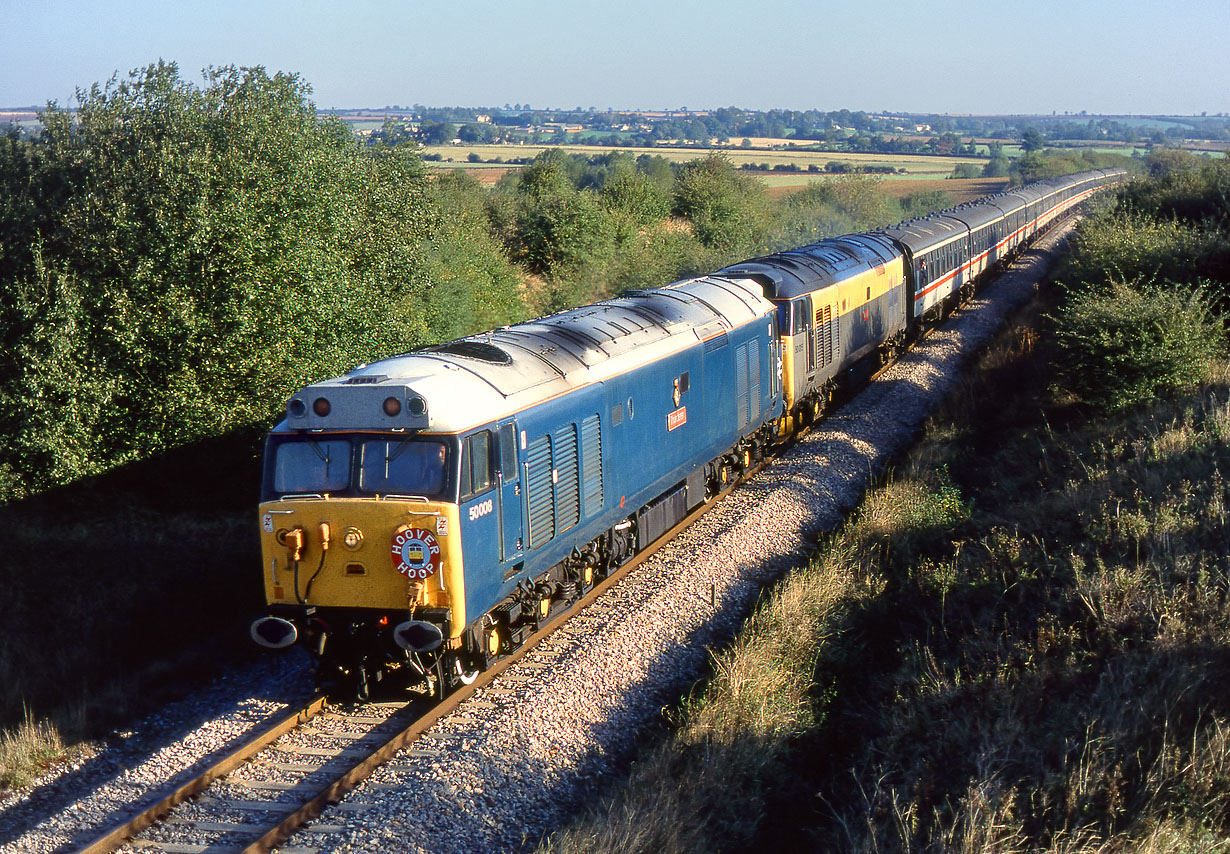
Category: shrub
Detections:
[
  {"x1": 1065, "y1": 213, "x2": 1230, "y2": 307},
  {"x1": 672, "y1": 153, "x2": 768, "y2": 251},
  {"x1": 1052, "y1": 279, "x2": 1225, "y2": 411}
]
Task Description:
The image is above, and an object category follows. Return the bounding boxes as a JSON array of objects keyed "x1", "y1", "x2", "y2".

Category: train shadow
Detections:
[{"x1": 0, "y1": 425, "x2": 320, "y2": 847}]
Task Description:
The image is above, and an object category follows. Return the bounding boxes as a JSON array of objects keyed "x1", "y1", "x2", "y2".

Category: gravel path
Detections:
[{"x1": 0, "y1": 223, "x2": 1072, "y2": 854}]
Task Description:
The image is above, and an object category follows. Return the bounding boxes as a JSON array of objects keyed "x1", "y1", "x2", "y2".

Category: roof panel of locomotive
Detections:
[
  {"x1": 718, "y1": 233, "x2": 901, "y2": 300},
  {"x1": 275, "y1": 274, "x2": 773, "y2": 435}
]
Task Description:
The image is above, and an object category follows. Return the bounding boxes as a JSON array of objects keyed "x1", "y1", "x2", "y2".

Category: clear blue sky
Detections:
[{"x1": 4, "y1": 0, "x2": 1227, "y2": 116}]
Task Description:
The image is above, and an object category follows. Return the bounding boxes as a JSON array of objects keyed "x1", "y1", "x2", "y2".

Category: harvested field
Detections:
[
  {"x1": 421, "y1": 143, "x2": 985, "y2": 176},
  {"x1": 765, "y1": 176, "x2": 1010, "y2": 204},
  {"x1": 432, "y1": 162, "x2": 1009, "y2": 204}
]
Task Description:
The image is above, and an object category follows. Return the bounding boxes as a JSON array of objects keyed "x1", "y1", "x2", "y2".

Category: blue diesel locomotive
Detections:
[{"x1": 251, "y1": 167, "x2": 1126, "y2": 697}]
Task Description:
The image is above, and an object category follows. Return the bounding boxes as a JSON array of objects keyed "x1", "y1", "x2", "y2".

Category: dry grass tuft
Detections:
[
  {"x1": 0, "y1": 707, "x2": 64, "y2": 790},
  {"x1": 539, "y1": 553, "x2": 880, "y2": 854}
]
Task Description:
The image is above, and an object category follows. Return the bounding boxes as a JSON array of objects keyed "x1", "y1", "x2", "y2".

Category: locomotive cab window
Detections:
[
  {"x1": 274, "y1": 439, "x2": 351, "y2": 494},
  {"x1": 460, "y1": 431, "x2": 494, "y2": 500},
  {"x1": 360, "y1": 438, "x2": 448, "y2": 497}
]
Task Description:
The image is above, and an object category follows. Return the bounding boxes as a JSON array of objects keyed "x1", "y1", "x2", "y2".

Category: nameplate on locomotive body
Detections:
[{"x1": 667, "y1": 407, "x2": 687, "y2": 431}]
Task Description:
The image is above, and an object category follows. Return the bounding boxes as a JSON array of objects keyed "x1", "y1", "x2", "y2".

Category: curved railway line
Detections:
[
  {"x1": 0, "y1": 213, "x2": 1087, "y2": 854},
  {"x1": 72, "y1": 274, "x2": 963, "y2": 853},
  {"x1": 77, "y1": 473, "x2": 755, "y2": 854}
]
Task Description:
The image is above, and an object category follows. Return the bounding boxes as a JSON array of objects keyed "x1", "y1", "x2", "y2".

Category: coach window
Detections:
[{"x1": 460, "y1": 430, "x2": 493, "y2": 500}]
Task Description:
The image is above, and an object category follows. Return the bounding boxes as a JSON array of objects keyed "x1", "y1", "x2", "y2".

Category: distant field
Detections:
[
  {"x1": 429, "y1": 159, "x2": 1009, "y2": 206},
  {"x1": 421, "y1": 143, "x2": 986, "y2": 176},
  {"x1": 762, "y1": 175, "x2": 1011, "y2": 204}
]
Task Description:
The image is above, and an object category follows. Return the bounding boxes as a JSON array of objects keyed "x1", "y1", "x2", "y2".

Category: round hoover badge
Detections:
[{"x1": 391, "y1": 525, "x2": 442, "y2": 580}]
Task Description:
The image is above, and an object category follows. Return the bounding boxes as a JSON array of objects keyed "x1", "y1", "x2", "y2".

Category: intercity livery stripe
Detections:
[{"x1": 913, "y1": 185, "x2": 1101, "y2": 304}]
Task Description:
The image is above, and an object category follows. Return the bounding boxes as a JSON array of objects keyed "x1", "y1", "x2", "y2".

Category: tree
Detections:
[
  {"x1": 418, "y1": 120, "x2": 457, "y2": 145},
  {"x1": 510, "y1": 150, "x2": 612, "y2": 275},
  {"x1": 672, "y1": 153, "x2": 767, "y2": 250},
  {"x1": 0, "y1": 62, "x2": 523, "y2": 499},
  {"x1": 982, "y1": 157, "x2": 1010, "y2": 178},
  {"x1": 457, "y1": 122, "x2": 497, "y2": 144},
  {"x1": 602, "y1": 170, "x2": 671, "y2": 225},
  {"x1": 1021, "y1": 128, "x2": 1045, "y2": 152}
]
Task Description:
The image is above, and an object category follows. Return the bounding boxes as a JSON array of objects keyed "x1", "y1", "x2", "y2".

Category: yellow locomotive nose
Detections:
[{"x1": 258, "y1": 499, "x2": 464, "y2": 620}]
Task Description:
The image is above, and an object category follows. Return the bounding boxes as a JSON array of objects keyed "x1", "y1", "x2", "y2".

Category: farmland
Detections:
[{"x1": 421, "y1": 142, "x2": 986, "y2": 176}]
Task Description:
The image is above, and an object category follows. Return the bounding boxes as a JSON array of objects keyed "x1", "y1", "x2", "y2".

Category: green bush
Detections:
[
  {"x1": 1065, "y1": 212, "x2": 1230, "y2": 295},
  {"x1": 1120, "y1": 155, "x2": 1230, "y2": 224},
  {"x1": 672, "y1": 153, "x2": 769, "y2": 251},
  {"x1": 1052, "y1": 279, "x2": 1225, "y2": 411},
  {"x1": 0, "y1": 62, "x2": 525, "y2": 501}
]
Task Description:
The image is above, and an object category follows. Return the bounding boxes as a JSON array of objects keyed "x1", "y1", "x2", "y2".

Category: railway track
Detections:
[
  {"x1": 76, "y1": 471, "x2": 752, "y2": 854},
  {"x1": 54, "y1": 217, "x2": 1079, "y2": 854}
]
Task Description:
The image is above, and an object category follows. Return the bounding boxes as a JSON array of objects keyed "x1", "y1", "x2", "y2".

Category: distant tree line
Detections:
[{"x1": 348, "y1": 105, "x2": 1230, "y2": 150}]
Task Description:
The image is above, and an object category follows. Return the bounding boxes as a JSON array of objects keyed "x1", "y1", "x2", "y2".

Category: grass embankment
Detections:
[
  {"x1": 0, "y1": 430, "x2": 266, "y2": 789},
  {"x1": 539, "y1": 159, "x2": 1230, "y2": 852}
]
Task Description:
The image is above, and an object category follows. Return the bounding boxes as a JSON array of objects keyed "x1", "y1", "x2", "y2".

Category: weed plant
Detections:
[{"x1": 0, "y1": 707, "x2": 63, "y2": 790}]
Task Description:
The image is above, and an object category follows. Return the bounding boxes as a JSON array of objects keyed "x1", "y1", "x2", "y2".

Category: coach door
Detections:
[{"x1": 496, "y1": 420, "x2": 524, "y2": 563}]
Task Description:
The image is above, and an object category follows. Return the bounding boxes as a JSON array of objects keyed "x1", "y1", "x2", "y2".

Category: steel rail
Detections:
[
  {"x1": 240, "y1": 470, "x2": 747, "y2": 853},
  {"x1": 74, "y1": 695, "x2": 327, "y2": 854}
]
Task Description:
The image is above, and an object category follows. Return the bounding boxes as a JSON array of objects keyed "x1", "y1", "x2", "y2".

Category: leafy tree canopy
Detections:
[{"x1": 0, "y1": 62, "x2": 522, "y2": 499}]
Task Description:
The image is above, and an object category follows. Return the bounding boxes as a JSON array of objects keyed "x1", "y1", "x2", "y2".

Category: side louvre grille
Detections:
[
  {"x1": 527, "y1": 435, "x2": 554, "y2": 549},
  {"x1": 816, "y1": 305, "x2": 834, "y2": 368},
  {"x1": 749, "y1": 338, "x2": 761, "y2": 422},
  {"x1": 554, "y1": 424, "x2": 580, "y2": 533},
  {"x1": 581, "y1": 415, "x2": 603, "y2": 518},
  {"x1": 736, "y1": 344, "x2": 749, "y2": 429}
]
